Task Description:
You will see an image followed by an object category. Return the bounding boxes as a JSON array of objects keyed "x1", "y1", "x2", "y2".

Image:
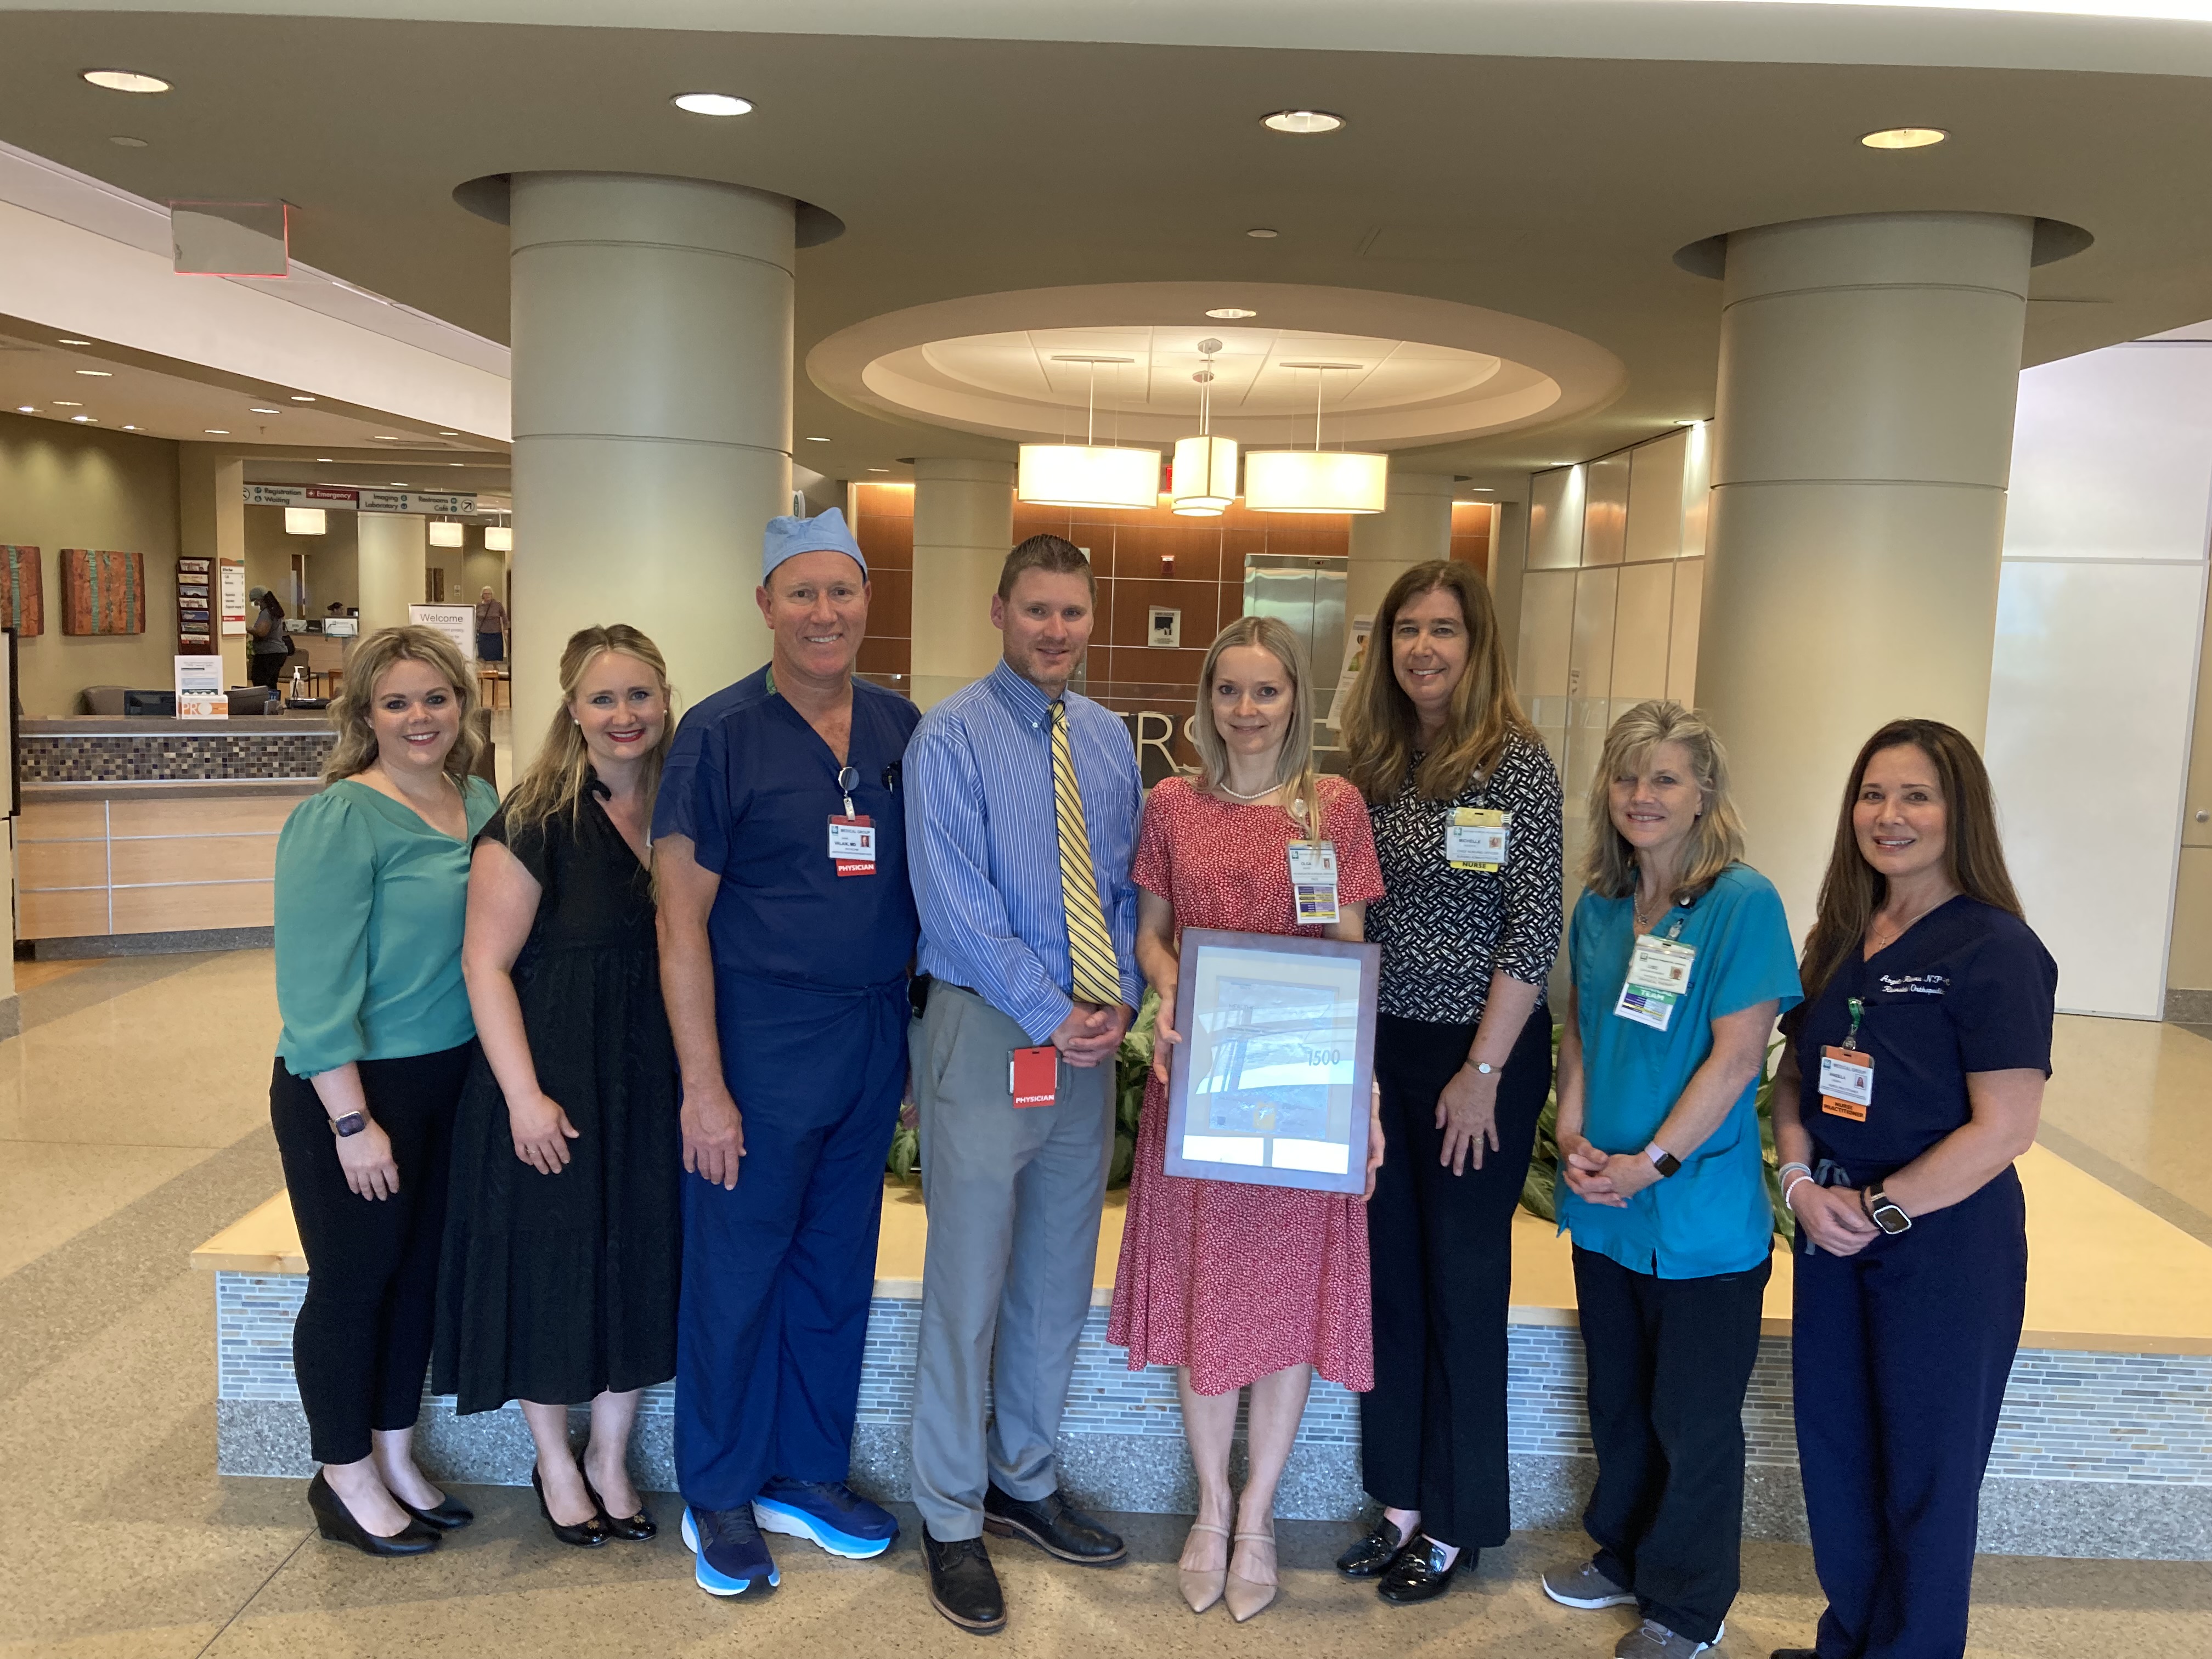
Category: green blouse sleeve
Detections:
[{"x1": 274, "y1": 788, "x2": 379, "y2": 1077}]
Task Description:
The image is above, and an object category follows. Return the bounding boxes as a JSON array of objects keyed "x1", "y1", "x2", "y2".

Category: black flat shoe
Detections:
[
  {"x1": 923, "y1": 1530, "x2": 1007, "y2": 1633},
  {"x1": 533, "y1": 1464, "x2": 611, "y2": 1548},
  {"x1": 981, "y1": 1483, "x2": 1126, "y2": 1565},
  {"x1": 1336, "y1": 1516, "x2": 1408, "y2": 1579},
  {"x1": 307, "y1": 1469, "x2": 440, "y2": 1558},
  {"x1": 399, "y1": 1492, "x2": 473, "y2": 1531},
  {"x1": 1377, "y1": 1534, "x2": 1468, "y2": 1604},
  {"x1": 583, "y1": 1472, "x2": 658, "y2": 1542}
]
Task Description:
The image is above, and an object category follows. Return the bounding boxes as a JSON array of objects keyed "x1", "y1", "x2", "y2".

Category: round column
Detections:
[
  {"x1": 910, "y1": 456, "x2": 1015, "y2": 708},
  {"x1": 1347, "y1": 470, "x2": 1456, "y2": 623},
  {"x1": 357, "y1": 512, "x2": 426, "y2": 639},
  {"x1": 1698, "y1": 211, "x2": 2033, "y2": 926},
  {"x1": 509, "y1": 172, "x2": 794, "y2": 747}
]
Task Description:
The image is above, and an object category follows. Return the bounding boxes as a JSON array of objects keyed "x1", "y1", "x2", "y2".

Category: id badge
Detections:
[
  {"x1": 1444, "y1": 807, "x2": 1510, "y2": 872},
  {"x1": 1819, "y1": 1047, "x2": 1874, "y2": 1121},
  {"x1": 1613, "y1": 934, "x2": 1695, "y2": 1032},
  {"x1": 828, "y1": 814, "x2": 876, "y2": 877},
  {"x1": 1288, "y1": 840, "x2": 1340, "y2": 927},
  {"x1": 1009, "y1": 1043, "x2": 1058, "y2": 1108}
]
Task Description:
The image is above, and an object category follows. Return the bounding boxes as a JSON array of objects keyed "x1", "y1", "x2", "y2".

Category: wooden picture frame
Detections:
[{"x1": 1163, "y1": 928, "x2": 1380, "y2": 1195}]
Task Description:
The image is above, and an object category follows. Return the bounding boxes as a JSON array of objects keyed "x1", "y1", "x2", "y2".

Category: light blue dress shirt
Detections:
[{"x1": 905, "y1": 660, "x2": 1144, "y2": 1043}]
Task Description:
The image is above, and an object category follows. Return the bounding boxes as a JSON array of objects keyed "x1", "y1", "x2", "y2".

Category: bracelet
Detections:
[
  {"x1": 1778, "y1": 1160, "x2": 1812, "y2": 1182},
  {"x1": 1781, "y1": 1173, "x2": 1814, "y2": 1212}
]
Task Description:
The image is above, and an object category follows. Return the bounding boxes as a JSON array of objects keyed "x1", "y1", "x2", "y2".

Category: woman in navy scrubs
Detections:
[{"x1": 1771, "y1": 719, "x2": 2056, "y2": 1659}]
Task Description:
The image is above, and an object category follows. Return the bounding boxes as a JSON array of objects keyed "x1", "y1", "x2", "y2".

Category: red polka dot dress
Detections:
[{"x1": 1107, "y1": 774, "x2": 1385, "y2": 1396}]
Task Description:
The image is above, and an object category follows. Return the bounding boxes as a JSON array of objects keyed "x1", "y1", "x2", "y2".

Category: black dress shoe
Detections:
[
  {"x1": 1771, "y1": 1649, "x2": 1820, "y2": 1658},
  {"x1": 307, "y1": 1470, "x2": 440, "y2": 1557},
  {"x1": 1336, "y1": 1516, "x2": 1408, "y2": 1579},
  {"x1": 923, "y1": 1530, "x2": 1007, "y2": 1634},
  {"x1": 1376, "y1": 1533, "x2": 1468, "y2": 1604},
  {"x1": 399, "y1": 1492, "x2": 473, "y2": 1531},
  {"x1": 532, "y1": 1464, "x2": 611, "y2": 1548},
  {"x1": 981, "y1": 1483, "x2": 1126, "y2": 1565},
  {"x1": 583, "y1": 1472, "x2": 658, "y2": 1542}
]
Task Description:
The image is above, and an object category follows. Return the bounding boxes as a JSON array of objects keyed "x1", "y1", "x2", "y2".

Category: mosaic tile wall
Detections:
[
  {"x1": 215, "y1": 1274, "x2": 2212, "y2": 1486},
  {"x1": 20, "y1": 729, "x2": 334, "y2": 783}
]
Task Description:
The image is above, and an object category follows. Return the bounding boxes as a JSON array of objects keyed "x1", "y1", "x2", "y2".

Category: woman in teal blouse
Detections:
[
  {"x1": 1544, "y1": 701, "x2": 1800, "y2": 1659},
  {"x1": 270, "y1": 625, "x2": 499, "y2": 1557}
]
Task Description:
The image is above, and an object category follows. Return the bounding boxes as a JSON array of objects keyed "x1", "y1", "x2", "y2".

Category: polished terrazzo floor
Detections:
[{"x1": 2, "y1": 951, "x2": 2208, "y2": 1658}]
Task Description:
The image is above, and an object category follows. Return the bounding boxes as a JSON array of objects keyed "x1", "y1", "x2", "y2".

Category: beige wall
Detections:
[
  {"x1": 2168, "y1": 573, "x2": 2212, "y2": 998},
  {"x1": 0, "y1": 411, "x2": 182, "y2": 715},
  {"x1": 243, "y1": 504, "x2": 360, "y2": 618}
]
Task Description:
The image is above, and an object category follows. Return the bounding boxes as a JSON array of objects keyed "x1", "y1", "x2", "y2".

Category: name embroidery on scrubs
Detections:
[
  {"x1": 1614, "y1": 912, "x2": 1692, "y2": 1032},
  {"x1": 1444, "y1": 806, "x2": 1510, "y2": 872},
  {"x1": 1288, "y1": 840, "x2": 1340, "y2": 926},
  {"x1": 1877, "y1": 973, "x2": 1950, "y2": 997},
  {"x1": 1820, "y1": 995, "x2": 1875, "y2": 1121}
]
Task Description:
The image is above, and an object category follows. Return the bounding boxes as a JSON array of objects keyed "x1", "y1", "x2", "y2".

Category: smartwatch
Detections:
[
  {"x1": 1644, "y1": 1143, "x2": 1681, "y2": 1178},
  {"x1": 331, "y1": 1111, "x2": 369, "y2": 1138},
  {"x1": 1861, "y1": 1183, "x2": 1912, "y2": 1235}
]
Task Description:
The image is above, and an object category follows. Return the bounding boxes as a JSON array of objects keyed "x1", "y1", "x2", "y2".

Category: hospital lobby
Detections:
[{"x1": 2, "y1": 3, "x2": 2211, "y2": 1656}]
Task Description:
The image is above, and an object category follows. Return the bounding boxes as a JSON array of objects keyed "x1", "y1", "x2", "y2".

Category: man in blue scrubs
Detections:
[{"x1": 654, "y1": 507, "x2": 919, "y2": 1599}]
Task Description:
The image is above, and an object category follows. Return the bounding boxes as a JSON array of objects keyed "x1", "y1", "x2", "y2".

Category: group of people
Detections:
[{"x1": 269, "y1": 505, "x2": 2055, "y2": 1659}]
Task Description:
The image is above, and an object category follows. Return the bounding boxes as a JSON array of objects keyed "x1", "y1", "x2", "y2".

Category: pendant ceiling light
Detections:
[
  {"x1": 1017, "y1": 356, "x2": 1160, "y2": 511},
  {"x1": 428, "y1": 520, "x2": 465, "y2": 548},
  {"x1": 1244, "y1": 362, "x2": 1389, "y2": 515},
  {"x1": 1170, "y1": 337, "x2": 1237, "y2": 518},
  {"x1": 283, "y1": 507, "x2": 326, "y2": 536},
  {"x1": 484, "y1": 523, "x2": 512, "y2": 552}
]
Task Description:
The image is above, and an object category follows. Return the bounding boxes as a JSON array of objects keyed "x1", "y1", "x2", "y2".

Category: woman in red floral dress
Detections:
[{"x1": 1108, "y1": 615, "x2": 1386, "y2": 1623}]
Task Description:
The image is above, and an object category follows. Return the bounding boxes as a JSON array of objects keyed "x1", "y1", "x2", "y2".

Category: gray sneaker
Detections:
[
  {"x1": 1543, "y1": 1556, "x2": 1637, "y2": 1610},
  {"x1": 1615, "y1": 1618, "x2": 1724, "y2": 1659}
]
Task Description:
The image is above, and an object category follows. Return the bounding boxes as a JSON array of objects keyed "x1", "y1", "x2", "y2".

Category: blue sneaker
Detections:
[
  {"x1": 681, "y1": 1504, "x2": 780, "y2": 1597},
  {"x1": 752, "y1": 1477, "x2": 899, "y2": 1559}
]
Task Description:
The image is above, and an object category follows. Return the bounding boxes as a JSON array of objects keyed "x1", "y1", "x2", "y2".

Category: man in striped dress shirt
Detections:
[{"x1": 904, "y1": 534, "x2": 1144, "y2": 1636}]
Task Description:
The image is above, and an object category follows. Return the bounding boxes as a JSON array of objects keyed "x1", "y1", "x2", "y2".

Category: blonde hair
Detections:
[
  {"x1": 321, "y1": 625, "x2": 481, "y2": 787},
  {"x1": 1581, "y1": 699, "x2": 1746, "y2": 904},
  {"x1": 504, "y1": 625, "x2": 676, "y2": 834},
  {"x1": 1342, "y1": 560, "x2": 1534, "y2": 804},
  {"x1": 1192, "y1": 615, "x2": 1318, "y2": 831}
]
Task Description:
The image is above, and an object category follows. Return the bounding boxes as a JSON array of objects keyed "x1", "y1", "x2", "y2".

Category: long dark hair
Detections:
[{"x1": 1797, "y1": 718, "x2": 2024, "y2": 1007}]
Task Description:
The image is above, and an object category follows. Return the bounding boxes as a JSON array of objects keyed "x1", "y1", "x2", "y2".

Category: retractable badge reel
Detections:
[
  {"x1": 828, "y1": 764, "x2": 876, "y2": 877},
  {"x1": 1819, "y1": 997, "x2": 1875, "y2": 1120}
]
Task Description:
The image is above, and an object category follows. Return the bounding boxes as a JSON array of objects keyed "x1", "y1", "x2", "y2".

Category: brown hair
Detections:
[
  {"x1": 1190, "y1": 616, "x2": 1319, "y2": 831},
  {"x1": 1581, "y1": 700, "x2": 1746, "y2": 904},
  {"x1": 503, "y1": 625, "x2": 676, "y2": 835},
  {"x1": 1342, "y1": 560, "x2": 1533, "y2": 803},
  {"x1": 1798, "y1": 718, "x2": 2025, "y2": 1007},
  {"x1": 996, "y1": 534, "x2": 1094, "y2": 600},
  {"x1": 320, "y1": 625, "x2": 481, "y2": 786}
]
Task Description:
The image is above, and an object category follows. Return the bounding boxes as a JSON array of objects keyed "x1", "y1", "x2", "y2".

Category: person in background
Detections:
[
  {"x1": 1547, "y1": 701, "x2": 1799, "y2": 1659},
  {"x1": 247, "y1": 586, "x2": 294, "y2": 691},
  {"x1": 435, "y1": 624, "x2": 679, "y2": 1549},
  {"x1": 268, "y1": 626, "x2": 498, "y2": 1556},
  {"x1": 654, "y1": 508, "x2": 919, "y2": 1600},
  {"x1": 1109, "y1": 616, "x2": 1386, "y2": 1624},
  {"x1": 1335, "y1": 559, "x2": 1563, "y2": 1604},
  {"x1": 476, "y1": 586, "x2": 509, "y2": 663},
  {"x1": 1769, "y1": 720, "x2": 2056, "y2": 1659},
  {"x1": 903, "y1": 534, "x2": 1142, "y2": 1637}
]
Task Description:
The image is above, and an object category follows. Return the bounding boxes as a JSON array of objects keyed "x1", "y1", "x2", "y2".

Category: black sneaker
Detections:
[
  {"x1": 981, "y1": 1483, "x2": 1126, "y2": 1564},
  {"x1": 924, "y1": 1530, "x2": 1007, "y2": 1634}
]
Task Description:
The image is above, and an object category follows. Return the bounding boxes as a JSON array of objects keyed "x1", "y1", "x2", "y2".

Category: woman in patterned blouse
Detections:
[{"x1": 1334, "y1": 560, "x2": 1565, "y2": 1606}]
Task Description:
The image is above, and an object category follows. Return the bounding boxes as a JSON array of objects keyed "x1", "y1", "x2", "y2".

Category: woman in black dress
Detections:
[{"x1": 435, "y1": 624, "x2": 680, "y2": 1547}]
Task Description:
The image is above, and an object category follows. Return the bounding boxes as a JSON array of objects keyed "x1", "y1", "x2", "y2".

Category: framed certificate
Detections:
[{"x1": 1164, "y1": 928, "x2": 1380, "y2": 1195}]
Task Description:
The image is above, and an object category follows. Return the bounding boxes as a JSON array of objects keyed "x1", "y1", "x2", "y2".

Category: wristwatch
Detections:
[
  {"x1": 1861, "y1": 1183, "x2": 1912, "y2": 1235},
  {"x1": 331, "y1": 1111, "x2": 369, "y2": 1138},
  {"x1": 1644, "y1": 1143, "x2": 1681, "y2": 1178},
  {"x1": 1462, "y1": 1059, "x2": 1496, "y2": 1077}
]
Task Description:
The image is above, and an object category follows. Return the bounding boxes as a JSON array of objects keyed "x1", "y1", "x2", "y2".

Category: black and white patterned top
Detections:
[{"x1": 1364, "y1": 730, "x2": 1566, "y2": 1025}]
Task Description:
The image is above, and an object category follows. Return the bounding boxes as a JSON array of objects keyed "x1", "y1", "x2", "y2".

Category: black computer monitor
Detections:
[{"x1": 123, "y1": 690, "x2": 177, "y2": 717}]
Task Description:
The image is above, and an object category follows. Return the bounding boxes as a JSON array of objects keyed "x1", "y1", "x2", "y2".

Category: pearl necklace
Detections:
[{"x1": 1215, "y1": 780, "x2": 1282, "y2": 802}]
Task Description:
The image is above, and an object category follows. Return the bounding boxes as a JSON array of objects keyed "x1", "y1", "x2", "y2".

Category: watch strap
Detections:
[
  {"x1": 1644, "y1": 1143, "x2": 1681, "y2": 1178},
  {"x1": 331, "y1": 1110, "x2": 368, "y2": 1138}
]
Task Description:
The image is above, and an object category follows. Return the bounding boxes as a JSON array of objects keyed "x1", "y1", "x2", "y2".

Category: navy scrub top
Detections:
[
  {"x1": 653, "y1": 667, "x2": 921, "y2": 991},
  {"x1": 1795, "y1": 895, "x2": 2057, "y2": 1177}
]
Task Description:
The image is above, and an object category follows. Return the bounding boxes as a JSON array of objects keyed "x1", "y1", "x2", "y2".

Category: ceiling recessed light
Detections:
[
  {"x1": 250, "y1": 405, "x2": 280, "y2": 414},
  {"x1": 72, "y1": 415, "x2": 95, "y2": 422},
  {"x1": 204, "y1": 428, "x2": 228, "y2": 435},
  {"x1": 57, "y1": 338, "x2": 91, "y2": 346},
  {"x1": 437, "y1": 430, "x2": 458, "y2": 436},
  {"x1": 1861, "y1": 126, "x2": 1947, "y2": 150},
  {"x1": 1674, "y1": 419, "x2": 1702, "y2": 426},
  {"x1": 109, "y1": 135, "x2": 148, "y2": 148},
  {"x1": 1245, "y1": 229, "x2": 1279, "y2": 241},
  {"x1": 373, "y1": 435, "x2": 400, "y2": 441},
  {"x1": 316, "y1": 456, "x2": 335, "y2": 462},
  {"x1": 673, "y1": 92, "x2": 753, "y2": 117},
  {"x1": 53, "y1": 400, "x2": 81, "y2": 407},
  {"x1": 449, "y1": 462, "x2": 464, "y2": 467},
  {"x1": 1205, "y1": 308, "x2": 1258, "y2": 320},
  {"x1": 867, "y1": 467, "x2": 889, "y2": 473},
  {"x1": 74, "y1": 369, "x2": 112, "y2": 377},
  {"x1": 121, "y1": 424, "x2": 136, "y2": 430},
  {"x1": 804, "y1": 435, "x2": 832, "y2": 443},
  {"x1": 390, "y1": 481, "x2": 407, "y2": 487},
  {"x1": 15, "y1": 405, "x2": 33, "y2": 413},
  {"x1": 291, "y1": 395, "x2": 315, "y2": 403},
  {"x1": 82, "y1": 69, "x2": 171, "y2": 94},
  {"x1": 1261, "y1": 109, "x2": 1343, "y2": 136}
]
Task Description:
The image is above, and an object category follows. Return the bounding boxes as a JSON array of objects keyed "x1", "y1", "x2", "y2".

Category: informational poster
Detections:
[
  {"x1": 1326, "y1": 612, "x2": 1374, "y2": 730},
  {"x1": 408, "y1": 602, "x2": 478, "y2": 663},
  {"x1": 175, "y1": 653, "x2": 226, "y2": 720},
  {"x1": 218, "y1": 559, "x2": 247, "y2": 636}
]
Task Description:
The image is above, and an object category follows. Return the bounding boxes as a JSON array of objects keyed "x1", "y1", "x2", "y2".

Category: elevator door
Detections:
[{"x1": 1242, "y1": 553, "x2": 1348, "y2": 748}]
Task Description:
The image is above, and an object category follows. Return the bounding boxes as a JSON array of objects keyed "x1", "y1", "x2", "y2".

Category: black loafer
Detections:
[
  {"x1": 924, "y1": 1530, "x2": 1007, "y2": 1634},
  {"x1": 399, "y1": 1492, "x2": 473, "y2": 1531},
  {"x1": 1336, "y1": 1516, "x2": 1408, "y2": 1579},
  {"x1": 1377, "y1": 1533, "x2": 1468, "y2": 1604},
  {"x1": 981, "y1": 1483, "x2": 1126, "y2": 1565}
]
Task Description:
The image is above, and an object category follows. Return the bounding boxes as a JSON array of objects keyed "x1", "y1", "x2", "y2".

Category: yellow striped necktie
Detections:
[{"x1": 1051, "y1": 701, "x2": 1125, "y2": 1008}]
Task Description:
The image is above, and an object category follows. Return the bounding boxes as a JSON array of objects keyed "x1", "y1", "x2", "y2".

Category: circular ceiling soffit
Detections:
[
  {"x1": 452, "y1": 173, "x2": 845, "y2": 247},
  {"x1": 808, "y1": 283, "x2": 1626, "y2": 452},
  {"x1": 1673, "y1": 215, "x2": 2093, "y2": 279}
]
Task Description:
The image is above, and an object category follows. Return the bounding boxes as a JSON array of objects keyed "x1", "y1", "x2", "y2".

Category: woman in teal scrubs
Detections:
[{"x1": 1546, "y1": 701, "x2": 1800, "y2": 1659}]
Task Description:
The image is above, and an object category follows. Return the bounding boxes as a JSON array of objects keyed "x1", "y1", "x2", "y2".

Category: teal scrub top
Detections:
[
  {"x1": 1561, "y1": 862, "x2": 1802, "y2": 1279},
  {"x1": 274, "y1": 774, "x2": 500, "y2": 1077}
]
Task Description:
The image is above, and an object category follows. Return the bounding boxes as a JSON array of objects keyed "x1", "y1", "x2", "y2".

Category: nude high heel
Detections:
[
  {"x1": 1180, "y1": 1521, "x2": 1229, "y2": 1613},
  {"x1": 1225, "y1": 1527, "x2": 1279, "y2": 1622}
]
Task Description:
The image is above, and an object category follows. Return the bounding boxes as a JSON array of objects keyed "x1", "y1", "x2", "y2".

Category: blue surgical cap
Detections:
[{"x1": 762, "y1": 507, "x2": 867, "y2": 584}]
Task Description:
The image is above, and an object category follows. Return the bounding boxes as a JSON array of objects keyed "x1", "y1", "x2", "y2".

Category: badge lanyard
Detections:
[
  {"x1": 828, "y1": 762, "x2": 876, "y2": 878},
  {"x1": 1444, "y1": 806, "x2": 1510, "y2": 872},
  {"x1": 1613, "y1": 911, "x2": 1694, "y2": 1032},
  {"x1": 1819, "y1": 995, "x2": 1875, "y2": 1120}
]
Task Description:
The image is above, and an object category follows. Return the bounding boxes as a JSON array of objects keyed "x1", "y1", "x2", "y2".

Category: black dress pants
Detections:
[
  {"x1": 1360, "y1": 1009, "x2": 1551, "y2": 1549},
  {"x1": 1574, "y1": 1245, "x2": 1771, "y2": 1644},
  {"x1": 270, "y1": 1045, "x2": 472, "y2": 1465}
]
